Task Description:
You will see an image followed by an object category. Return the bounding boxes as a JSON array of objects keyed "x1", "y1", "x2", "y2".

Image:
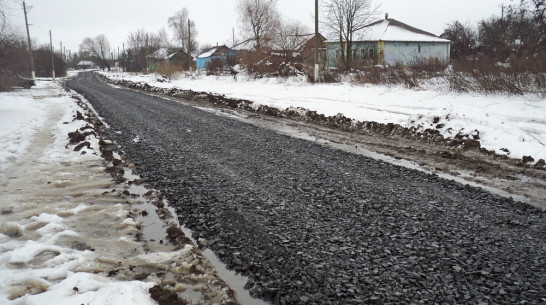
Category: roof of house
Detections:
[
  {"x1": 197, "y1": 45, "x2": 229, "y2": 59},
  {"x1": 149, "y1": 48, "x2": 190, "y2": 60},
  {"x1": 361, "y1": 18, "x2": 450, "y2": 42},
  {"x1": 77, "y1": 60, "x2": 95, "y2": 66}
]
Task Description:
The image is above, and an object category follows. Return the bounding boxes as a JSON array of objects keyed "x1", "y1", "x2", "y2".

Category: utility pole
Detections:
[
  {"x1": 49, "y1": 30, "x2": 55, "y2": 80},
  {"x1": 60, "y1": 41, "x2": 62, "y2": 60},
  {"x1": 314, "y1": 0, "x2": 319, "y2": 83},
  {"x1": 123, "y1": 43, "x2": 125, "y2": 72},
  {"x1": 23, "y1": 1, "x2": 35, "y2": 80},
  {"x1": 188, "y1": 18, "x2": 192, "y2": 72},
  {"x1": 232, "y1": 27, "x2": 235, "y2": 47}
]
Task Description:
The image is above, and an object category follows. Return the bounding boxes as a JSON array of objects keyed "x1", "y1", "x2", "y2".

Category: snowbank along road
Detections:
[{"x1": 67, "y1": 72, "x2": 545, "y2": 305}]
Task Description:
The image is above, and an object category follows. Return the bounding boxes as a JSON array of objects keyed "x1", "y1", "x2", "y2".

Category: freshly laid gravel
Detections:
[{"x1": 68, "y1": 72, "x2": 545, "y2": 305}]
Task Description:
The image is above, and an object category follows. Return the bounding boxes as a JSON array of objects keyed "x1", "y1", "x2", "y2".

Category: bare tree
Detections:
[
  {"x1": 322, "y1": 0, "x2": 379, "y2": 66},
  {"x1": 271, "y1": 19, "x2": 309, "y2": 51},
  {"x1": 168, "y1": 8, "x2": 198, "y2": 54},
  {"x1": 79, "y1": 34, "x2": 111, "y2": 70},
  {"x1": 157, "y1": 28, "x2": 172, "y2": 48},
  {"x1": 441, "y1": 21, "x2": 477, "y2": 59},
  {"x1": 127, "y1": 29, "x2": 161, "y2": 51},
  {"x1": 0, "y1": 2, "x2": 7, "y2": 33},
  {"x1": 126, "y1": 29, "x2": 162, "y2": 72},
  {"x1": 237, "y1": 0, "x2": 280, "y2": 51}
]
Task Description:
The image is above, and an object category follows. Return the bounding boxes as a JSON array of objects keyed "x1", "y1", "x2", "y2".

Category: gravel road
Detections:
[{"x1": 68, "y1": 72, "x2": 545, "y2": 305}]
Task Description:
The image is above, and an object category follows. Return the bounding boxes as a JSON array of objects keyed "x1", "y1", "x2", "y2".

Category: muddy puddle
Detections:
[{"x1": 124, "y1": 164, "x2": 268, "y2": 305}]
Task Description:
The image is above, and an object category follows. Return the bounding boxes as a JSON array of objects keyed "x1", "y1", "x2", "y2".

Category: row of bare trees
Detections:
[
  {"x1": 440, "y1": 0, "x2": 545, "y2": 74},
  {"x1": 441, "y1": 0, "x2": 544, "y2": 61},
  {"x1": 237, "y1": 0, "x2": 379, "y2": 62},
  {"x1": 1, "y1": 2, "x2": 67, "y2": 91},
  {"x1": 70, "y1": 0, "x2": 380, "y2": 74}
]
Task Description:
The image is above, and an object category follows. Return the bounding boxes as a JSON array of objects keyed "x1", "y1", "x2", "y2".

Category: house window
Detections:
[
  {"x1": 352, "y1": 49, "x2": 357, "y2": 59},
  {"x1": 335, "y1": 50, "x2": 341, "y2": 59},
  {"x1": 361, "y1": 49, "x2": 367, "y2": 61},
  {"x1": 418, "y1": 44, "x2": 421, "y2": 53},
  {"x1": 369, "y1": 48, "x2": 375, "y2": 59}
]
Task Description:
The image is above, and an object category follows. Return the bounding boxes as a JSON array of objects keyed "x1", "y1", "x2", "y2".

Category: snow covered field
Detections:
[{"x1": 102, "y1": 72, "x2": 546, "y2": 161}]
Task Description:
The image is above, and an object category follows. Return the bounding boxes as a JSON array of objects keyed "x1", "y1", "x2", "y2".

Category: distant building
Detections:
[
  {"x1": 297, "y1": 33, "x2": 327, "y2": 68},
  {"x1": 147, "y1": 48, "x2": 193, "y2": 71},
  {"x1": 326, "y1": 14, "x2": 451, "y2": 68},
  {"x1": 76, "y1": 60, "x2": 95, "y2": 70},
  {"x1": 195, "y1": 45, "x2": 231, "y2": 70}
]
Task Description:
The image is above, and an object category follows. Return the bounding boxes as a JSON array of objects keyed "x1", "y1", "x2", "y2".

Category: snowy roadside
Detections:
[
  {"x1": 100, "y1": 71, "x2": 546, "y2": 162},
  {"x1": 0, "y1": 81, "x2": 239, "y2": 304}
]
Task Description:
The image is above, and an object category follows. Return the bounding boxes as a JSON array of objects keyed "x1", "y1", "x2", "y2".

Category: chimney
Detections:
[{"x1": 385, "y1": 13, "x2": 389, "y2": 20}]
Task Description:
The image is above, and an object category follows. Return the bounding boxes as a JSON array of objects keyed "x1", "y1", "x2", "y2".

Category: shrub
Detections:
[{"x1": 205, "y1": 58, "x2": 224, "y2": 76}]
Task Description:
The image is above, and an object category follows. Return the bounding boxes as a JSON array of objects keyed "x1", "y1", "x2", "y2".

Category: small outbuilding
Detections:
[
  {"x1": 326, "y1": 15, "x2": 451, "y2": 68},
  {"x1": 147, "y1": 48, "x2": 193, "y2": 71},
  {"x1": 196, "y1": 45, "x2": 230, "y2": 70},
  {"x1": 297, "y1": 33, "x2": 327, "y2": 68}
]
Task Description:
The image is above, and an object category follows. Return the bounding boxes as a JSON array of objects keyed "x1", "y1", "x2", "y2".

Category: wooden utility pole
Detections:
[
  {"x1": 122, "y1": 43, "x2": 125, "y2": 71},
  {"x1": 60, "y1": 41, "x2": 62, "y2": 60},
  {"x1": 50, "y1": 30, "x2": 55, "y2": 80},
  {"x1": 188, "y1": 19, "x2": 192, "y2": 72},
  {"x1": 314, "y1": 0, "x2": 319, "y2": 83},
  {"x1": 23, "y1": 1, "x2": 35, "y2": 80}
]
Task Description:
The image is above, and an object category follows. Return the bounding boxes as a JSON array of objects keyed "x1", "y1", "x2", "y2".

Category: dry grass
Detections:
[
  {"x1": 155, "y1": 63, "x2": 184, "y2": 80},
  {"x1": 319, "y1": 56, "x2": 545, "y2": 96}
]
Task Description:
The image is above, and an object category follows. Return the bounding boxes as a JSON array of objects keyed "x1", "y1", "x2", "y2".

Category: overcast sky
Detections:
[{"x1": 10, "y1": 0, "x2": 509, "y2": 55}]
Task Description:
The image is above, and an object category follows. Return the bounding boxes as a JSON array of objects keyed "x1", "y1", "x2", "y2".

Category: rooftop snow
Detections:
[
  {"x1": 360, "y1": 19, "x2": 450, "y2": 42},
  {"x1": 197, "y1": 48, "x2": 219, "y2": 58},
  {"x1": 77, "y1": 60, "x2": 95, "y2": 66}
]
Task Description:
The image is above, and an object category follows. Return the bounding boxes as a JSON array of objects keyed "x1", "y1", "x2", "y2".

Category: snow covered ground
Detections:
[
  {"x1": 101, "y1": 72, "x2": 546, "y2": 161},
  {"x1": 0, "y1": 81, "x2": 158, "y2": 305}
]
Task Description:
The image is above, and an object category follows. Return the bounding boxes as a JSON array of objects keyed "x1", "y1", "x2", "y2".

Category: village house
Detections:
[
  {"x1": 195, "y1": 45, "x2": 231, "y2": 70},
  {"x1": 297, "y1": 33, "x2": 327, "y2": 68},
  {"x1": 147, "y1": 48, "x2": 193, "y2": 72},
  {"x1": 76, "y1": 60, "x2": 95, "y2": 70},
  {"x1": 326, "y1": 14, "x2": 451, "y2": 68}
]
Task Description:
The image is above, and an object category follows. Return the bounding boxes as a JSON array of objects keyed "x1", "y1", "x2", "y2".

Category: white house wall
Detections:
[{"x1": 382, "y1": 42, "x2": 450, "y2": 66}]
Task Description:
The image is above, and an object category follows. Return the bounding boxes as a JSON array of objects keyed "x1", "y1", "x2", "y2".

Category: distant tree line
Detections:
[
  {"x1": 441, "y1": 0, "x2": 545, "y2": 71},
  {"x1": 0, "y1": 2, "x2": 66, "y2": 91}
]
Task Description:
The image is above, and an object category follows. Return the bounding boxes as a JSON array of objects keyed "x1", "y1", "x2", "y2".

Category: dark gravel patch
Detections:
[{"x1": 68, "y1": 72, "x2": 546, "y2": 305}]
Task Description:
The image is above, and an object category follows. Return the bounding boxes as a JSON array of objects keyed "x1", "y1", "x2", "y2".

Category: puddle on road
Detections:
[
  {"x1": 122, "y1": 163, "x2": 269, "y2": 305},
  {"x1": 176, "y1": 226, "x2": 269, "y2": 305}
]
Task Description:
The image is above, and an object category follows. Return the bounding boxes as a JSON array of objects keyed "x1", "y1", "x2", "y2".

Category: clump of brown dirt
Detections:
[{"x1": 149, "y1": 285, "x2": 187, "y2": 305}]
